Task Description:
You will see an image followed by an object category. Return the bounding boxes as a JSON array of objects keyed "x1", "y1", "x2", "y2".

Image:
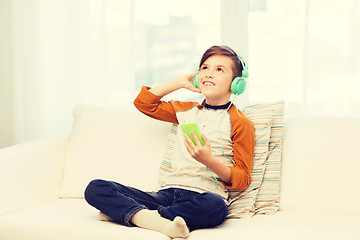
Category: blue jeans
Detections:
[{"x1": 84, "y1": 179, "x2": 228, "y2": 231}]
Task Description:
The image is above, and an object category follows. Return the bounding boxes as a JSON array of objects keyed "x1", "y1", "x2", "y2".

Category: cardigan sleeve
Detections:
[
  {"x1": 133, "y1": 86, "x2": 198, "y2": 124},
  {"x1": 134, "y1": 86, "x2": 178, "y2": 124},
  {"x1": 222, "y1": 106, "x2": 255, "y2": 191}
]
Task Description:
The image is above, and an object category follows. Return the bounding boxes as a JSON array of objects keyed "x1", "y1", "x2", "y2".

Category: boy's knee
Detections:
[
  {"x1": 196, "y1": 193, "x2": 227, "y2": 216},
  {"x1": 84, "y1": 179, "x2": 108, "y2": 204},
  {"x1": 204, "y1": 193, "x2": 227, "y2": 219},
  {"x1": 204, "y1": 193, "x2": 226, "y2": 207},
  {"x1": 186, "y1": 193, "x2": 227, "y2": 230}
]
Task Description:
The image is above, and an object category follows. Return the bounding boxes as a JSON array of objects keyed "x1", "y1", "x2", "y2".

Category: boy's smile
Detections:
[
  {"x1": 198, "y1": 55, "x2": 235, "y2": 106},
  {"x1": 202, "y1": 80, "x2": 215, "y2": 86}
]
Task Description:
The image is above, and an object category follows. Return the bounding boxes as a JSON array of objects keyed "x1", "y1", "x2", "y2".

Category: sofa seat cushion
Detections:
[
  {"x1": 1, "y1": 199, "x2": 359, "y2": 240},
  {"x1": 189, "y1": 212, "x2": 360, "y2": 240},
  {"x1": 0, "y1": 199, "x2": 168, "y2": 240}
]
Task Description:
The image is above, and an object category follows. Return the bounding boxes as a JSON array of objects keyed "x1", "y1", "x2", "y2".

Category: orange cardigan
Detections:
[{"x1": 134, "y1": 86, "x2": 255, "y2": 192}]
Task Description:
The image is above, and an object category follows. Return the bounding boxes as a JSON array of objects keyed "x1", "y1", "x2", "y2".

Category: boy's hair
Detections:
[{"x1": 199, "y1": 45, "x2": 243, "y2": 78}]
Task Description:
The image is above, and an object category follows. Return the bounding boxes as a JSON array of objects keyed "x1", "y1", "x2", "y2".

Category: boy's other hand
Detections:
[
  {"x1": 184, "y1": 132, "x2": 213, "y2": 166},
  {"x1": 184, "y1": 130, "x2": 232, "y2": 184}
]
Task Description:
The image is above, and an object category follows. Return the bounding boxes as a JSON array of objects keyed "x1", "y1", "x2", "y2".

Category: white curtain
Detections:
[
  {"x1": 248, "y1": 0, "x2": 360, "y2": 117},
  {"x1": 1, "y1": 0, "x2": 235, "y2": 148},
  {"x1": 1, "y1": 0, "x2": 134, "y2": 146},
  {"x1": 303, "y1": 0, "x2": 360, "y2": 116}
]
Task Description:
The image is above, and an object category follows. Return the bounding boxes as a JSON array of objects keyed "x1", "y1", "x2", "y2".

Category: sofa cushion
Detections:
[
  {"x1": 226, "y1": 110, "x2": 273, "y2": 218},
  {"x1": 0, "y1": 199, "x2": 168, "y2": 240},
  {"x1": 60, "y1": 105, "x2": 171, "y2": 198},
  {"x1": 1, "y1": 199, "x2": 359, "y2": 240},
  {"x1": 243, "y1": 101, "x2": 285, "y2": 215},
  {"x1": 187, "y1": 211, "x2": 360, "y2": 240},
  {"x1": 280, "y1": 117, "x2": 360, "y2": 215}
]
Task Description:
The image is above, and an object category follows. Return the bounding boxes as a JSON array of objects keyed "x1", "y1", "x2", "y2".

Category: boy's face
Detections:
[{"x1": 198, "y1": 55, "x2": 234, "y2": 105}]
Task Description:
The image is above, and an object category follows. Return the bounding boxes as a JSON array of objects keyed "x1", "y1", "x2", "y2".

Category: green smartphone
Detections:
[{"x1": 180, "y1": 122, "x2": 204, "y2": 146}]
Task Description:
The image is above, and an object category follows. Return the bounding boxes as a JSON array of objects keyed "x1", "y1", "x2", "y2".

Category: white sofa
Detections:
[{"x1": 0, "y1": 105, "x2": 359, "y2": 240}]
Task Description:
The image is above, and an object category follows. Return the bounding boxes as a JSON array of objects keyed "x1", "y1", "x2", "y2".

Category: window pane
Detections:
[
  {"x1": 248, "y1": 0, "x2": 360, "y2": 116},
  {"x1": 304, "y1": 1, "x2": 360, "y2": 116},
  {"x1": 248, "y1": 0, "x2": 306, "y2": 115},
  {"x1": 133, "y1": 0, "x2": 221, "y2": 99}
]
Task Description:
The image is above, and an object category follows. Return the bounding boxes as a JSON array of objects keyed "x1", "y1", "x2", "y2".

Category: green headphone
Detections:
[{"x1": 193, "y1": 56, "x2": 249, "y2": 95}]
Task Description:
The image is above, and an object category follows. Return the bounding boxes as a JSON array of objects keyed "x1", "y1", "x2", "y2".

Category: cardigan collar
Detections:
[{"x1": 202, "y1": 101, "x2": 232, "y2": 110}]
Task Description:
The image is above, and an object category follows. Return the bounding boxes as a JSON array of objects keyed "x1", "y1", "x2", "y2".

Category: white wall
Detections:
[
  {"x1": 221, "y1": 0, "x2": 249, "y2": 109},
  {"x1": 0, "y1": 0, "x2": 13, "y2": 148}
]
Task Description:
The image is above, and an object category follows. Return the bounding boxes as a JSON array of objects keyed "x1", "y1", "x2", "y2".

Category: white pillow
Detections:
[
  {"x1": 226, "y1": 109, "x2": 273, "y2": 218},
  {"x1": 59, "y1": 105, "x2": 171, "y2": 198},
  {"x1": 249, "y1": 101, "x2": 285, "y2": 215}
]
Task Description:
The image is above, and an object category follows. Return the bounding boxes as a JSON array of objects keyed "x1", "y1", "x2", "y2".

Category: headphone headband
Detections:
[{"x1": 237, "y1": 55, "x2": 249, "y2": 78}]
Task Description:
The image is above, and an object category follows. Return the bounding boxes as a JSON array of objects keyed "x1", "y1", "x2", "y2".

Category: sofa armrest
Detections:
[{"x1": 0, "y1": 135, "x2": 69, "y2": 215}]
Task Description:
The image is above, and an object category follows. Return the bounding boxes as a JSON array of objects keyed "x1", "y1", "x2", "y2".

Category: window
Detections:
[
  {"x1": 248, "y1": 0, "x2": 360, "y2": 116},
  {"x1": 133, "y1": 0, "x2": 221, "y2": 100}
]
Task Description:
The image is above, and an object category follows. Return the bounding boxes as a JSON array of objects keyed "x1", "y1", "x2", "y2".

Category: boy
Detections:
[{"x1": 85, "y1": 45, "x2": 255, "y2": 238}]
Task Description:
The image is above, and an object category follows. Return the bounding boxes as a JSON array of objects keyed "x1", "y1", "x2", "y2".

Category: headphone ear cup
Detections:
[
  {"x1": 193, "y1": 72, "x2": 199, "y2": 88},
  {"x1": 231, "y1": 77, "x2": 246, "y2": 95}
]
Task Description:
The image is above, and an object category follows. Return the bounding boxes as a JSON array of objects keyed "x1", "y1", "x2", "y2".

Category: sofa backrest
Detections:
[
  {"x1": 59, "y1": 105, "x2": 171, "y2": 198},
  {"x1": 59, "y1": 105, "x2": 360, "y2": 216},
  {"x1": 280, "y1": 117, "x2": 360, "y2": 215}
]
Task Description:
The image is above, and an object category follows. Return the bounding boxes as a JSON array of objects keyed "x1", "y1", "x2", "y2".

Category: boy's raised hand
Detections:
[
  {"x1": 149, "y1": 71, "x2": 200, "y2": 97},
  {"x1": 176, "y1": 72, "x2": 201, "y2": 93}
]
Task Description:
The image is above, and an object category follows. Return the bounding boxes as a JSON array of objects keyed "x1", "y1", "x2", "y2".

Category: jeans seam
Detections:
[
  {"x1": 111, "y1": 182, "x2": 164, "y2": 208},
  {"x1": 126, "y1": 192, "x2": 168, "y2": 209},
  {"x1": 158, "y1": 190, "x2": 172, "y2": 206}
]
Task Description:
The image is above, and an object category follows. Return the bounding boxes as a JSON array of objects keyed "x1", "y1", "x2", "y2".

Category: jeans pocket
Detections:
[{"x1": 173, "y1": 189, "x2": 185, "y2": 202}]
